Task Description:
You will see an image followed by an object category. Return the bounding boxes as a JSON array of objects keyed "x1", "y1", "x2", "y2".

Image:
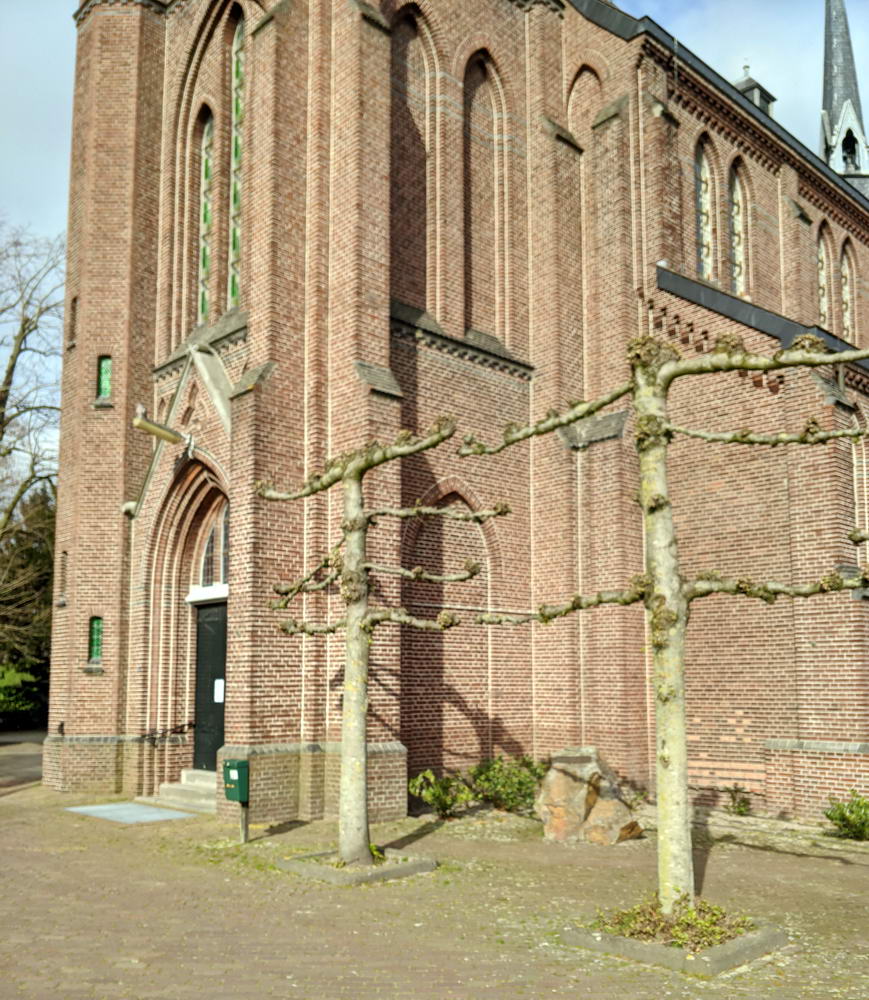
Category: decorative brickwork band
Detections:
[
  {"x1": 74, "y1": 0, "x2": 168, "y2": 26},
  {"x1": 505, "y1": 0, "x2": 565, "y2": 14}
]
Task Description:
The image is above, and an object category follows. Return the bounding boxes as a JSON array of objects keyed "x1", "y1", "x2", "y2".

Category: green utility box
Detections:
[{"x1": 223, "y1": 759, "x2": 249, "y2": 803}]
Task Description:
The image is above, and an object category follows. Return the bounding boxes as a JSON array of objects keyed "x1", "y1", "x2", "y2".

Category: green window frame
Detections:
[
  {"x1": 88, "y1": 616, "x2": 103, "y2": 662},
  {"x1": 96, "y1": 356, "x2": 112, "y2": 399}
]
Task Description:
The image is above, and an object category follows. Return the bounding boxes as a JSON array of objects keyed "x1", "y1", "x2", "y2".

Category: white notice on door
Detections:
[{"x1": 214, "y1": 679, "x2": 225, "y2": 703}]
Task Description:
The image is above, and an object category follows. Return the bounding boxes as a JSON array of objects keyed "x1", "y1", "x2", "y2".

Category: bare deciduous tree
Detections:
[
  {"x1": 258, "y1": 419, "x2": 508, "y2": 866},
  {"x1": 0, "y1": 222, "x2": 64, "y2": 539},
  {"x1": 0, "y1": 222, "x2": 63, "y2": 719},
  {"x1": 461, "y1": 331, "x2": 869, "y2": 913}
]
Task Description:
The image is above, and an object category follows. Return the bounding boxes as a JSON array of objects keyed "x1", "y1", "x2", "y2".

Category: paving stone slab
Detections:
[
  {"x1": 66, "y1": 803, "x2": 195, "y2": 824},
  {"x1": 560, "y1": 922, "x2": 789, "y2": 978},
  {"x1": 275, "y1": 848, "x2": 437, "y2": 885}
]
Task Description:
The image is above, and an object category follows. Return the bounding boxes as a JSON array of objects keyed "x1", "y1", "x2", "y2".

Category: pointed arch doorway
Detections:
[
  {"x1": 145, "y1": 459, "x2": 231, "y2": 792},
  {"x1": 186, "y1": 504, "x2": 230, "y2": 771}
]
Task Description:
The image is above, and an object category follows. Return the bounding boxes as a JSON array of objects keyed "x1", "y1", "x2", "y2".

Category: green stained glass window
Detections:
[
  {"x1": 88, "y1": 617, "x2": 103, "y2": 661},
  {"x1": 227, "y1": 20, "x2": 244, "y2": 310},
  {"x1": 96, "y1": 356, "x2": 112, "y2": 398},
  {"x1": 198, "y1": 114, "x2": 214, "y2": 326}
]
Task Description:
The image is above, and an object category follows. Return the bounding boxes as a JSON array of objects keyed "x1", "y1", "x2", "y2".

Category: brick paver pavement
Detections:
[{"x1": 1, "y1": 783, "x2": 867, "y2": 1000}]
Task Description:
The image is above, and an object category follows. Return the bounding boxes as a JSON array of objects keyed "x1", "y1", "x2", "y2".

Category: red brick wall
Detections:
[{"x1": 50, "y1": 0, "x2": 869, "y2": 823}]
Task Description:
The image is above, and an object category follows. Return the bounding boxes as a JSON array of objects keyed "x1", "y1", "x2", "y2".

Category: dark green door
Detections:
[{"x1": 194, "y1": 602, "x2": 226, "y2": 770}]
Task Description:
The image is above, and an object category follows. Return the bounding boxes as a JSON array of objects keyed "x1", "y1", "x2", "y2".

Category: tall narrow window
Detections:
[
  {"x1": 227, "y1": 22, "x2": 244, "y2": 310},
  {"x1": 842, "y1": 247, "x2": 855, "y2": 341},
  {"x1": 729, "y1": 167, "x2": 747, "y2": 296},
  {"x1": 695, "y1": 143, "x2": 714, "y2": 281},
  {"x1": 88, "y1": 617, "x2": 103, "y2": 662},
  {"x1": 68, "y1": 296, "x2": 78, "y2": 348},
  {"x1": 201, "y1": 506, "x2": 230, "y2": 588},
  {"x1": 96, "y1": 356, "x2": 112, "y2": 399},
  {"x1": 199, "y1": 115, "x2": 214, "y2": 326},
  {"x1": 818, "y1": 232, "x2": 831, "y2": 328}
]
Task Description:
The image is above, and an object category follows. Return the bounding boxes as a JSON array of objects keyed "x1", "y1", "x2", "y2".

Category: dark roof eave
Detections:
[{"x1": 566, "y1": 0, "x2": 869, "y2": 215}]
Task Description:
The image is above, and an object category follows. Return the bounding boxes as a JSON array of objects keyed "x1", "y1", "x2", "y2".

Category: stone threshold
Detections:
[
  {"x1": 275, "y1": 848, "x2": 436, "y2": 886},
  {"x1": 560, "y1": 923, "x2": 789, "y2": 978}
]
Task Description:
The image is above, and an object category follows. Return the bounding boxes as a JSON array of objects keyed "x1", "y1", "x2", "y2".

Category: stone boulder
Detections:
[{"x1": 535, "y1": 746, "x2": 643, "y2": 845}]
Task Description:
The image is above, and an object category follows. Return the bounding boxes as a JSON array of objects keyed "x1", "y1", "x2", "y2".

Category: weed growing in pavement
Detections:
[
  {"x1": 591, "y1": 894, "x2": 753, "y2": 952},
  {"x1": 722, "y1": 783, "x2": 752, "y2": 816}
]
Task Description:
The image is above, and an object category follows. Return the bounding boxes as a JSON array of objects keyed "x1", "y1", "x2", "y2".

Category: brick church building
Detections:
[{"x1": 47, "y1": 0, "x2": 869, "y2": 821}]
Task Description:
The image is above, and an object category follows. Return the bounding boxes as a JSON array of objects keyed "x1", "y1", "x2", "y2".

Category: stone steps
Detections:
[{"x1": 138, "y1": 768, "x2": 218, "y2": 815}]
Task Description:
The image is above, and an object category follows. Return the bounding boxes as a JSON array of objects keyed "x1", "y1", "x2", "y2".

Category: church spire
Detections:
[{"x1": 821, "y1": 0, "x2": 869, "y2": 196}]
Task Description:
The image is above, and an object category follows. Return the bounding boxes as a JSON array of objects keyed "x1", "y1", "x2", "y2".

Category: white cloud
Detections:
[{"x1": 616, "y1": 0, "x2": 869, "y2": 156}]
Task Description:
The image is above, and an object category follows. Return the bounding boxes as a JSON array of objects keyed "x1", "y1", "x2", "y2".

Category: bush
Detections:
[
  {"x1": 592, "y1": 894, "x2": 753, "y2": 952},
  {"x1": 466, "y1": 755, "x2": 548, "y2": 815},
  {"x1": 408, "y1": 769, "x2": 472, "y2": 819},
  {"x1": 824, "y1": 790, "x2": 869, "y2": 840}
]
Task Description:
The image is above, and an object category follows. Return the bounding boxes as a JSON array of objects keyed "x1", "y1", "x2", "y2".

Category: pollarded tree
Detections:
[
  {"x1": 460, "y1": 331, "x2": 869, "y2": 914},
  {"x1": 257, "y1": 418, "x2": 508, "y2": 866}
]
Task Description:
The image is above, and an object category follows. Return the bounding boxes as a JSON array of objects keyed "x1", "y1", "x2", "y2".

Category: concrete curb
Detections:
[
  {"x1": 560, "y1": 923, "x2": 789, "y2": 978},
  {"x1": 275, "y1": 848, "x2": 437, "y2": 885}
]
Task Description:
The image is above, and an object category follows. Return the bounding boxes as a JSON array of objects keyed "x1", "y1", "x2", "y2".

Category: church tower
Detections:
[{"x1": 821, "y1": 0, "x2": 869, "y2": 196}]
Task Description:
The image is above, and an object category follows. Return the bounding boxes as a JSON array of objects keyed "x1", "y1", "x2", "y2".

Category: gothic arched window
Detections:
[
  {"x1": 198, "y1": 113, "x2": 214, "y2": 326},
  {"x1": 818, "y1": 229, "x2": 832, "y2": 329},
  {"x1": 842, "y1": 244, "x2": 856, "y2": 341},
  {"x1": 201, "y1": 506, "x2": 229, "y2": 587},
  {"x1": 694, "y1": 142, "x2": 714, "y2": 281},
  {"x1": 728, "y1": 165, "x2": 747, "y2": 296},
  {"x1": 227, "y1": 19, "x2": 244, "y2": 310}
]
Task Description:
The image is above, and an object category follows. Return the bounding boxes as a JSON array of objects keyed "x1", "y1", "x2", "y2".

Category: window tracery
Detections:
[
  {"x1": 818, "y1": 233, "x2": 831, "y2": 329},
  {"x1": 842, "y1": 247, "x2": 855, "y2": 341},
  {"x1": 695, "y1": 144, "x2": 713, "y2": 281},
  {"x1": 728, "y1": 168, "x2": 747, "y2": 296}
]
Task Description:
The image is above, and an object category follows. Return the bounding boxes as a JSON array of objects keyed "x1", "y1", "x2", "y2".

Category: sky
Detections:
[{"x1": 1, "y1": 1, "x2": 867, "y2": 240}]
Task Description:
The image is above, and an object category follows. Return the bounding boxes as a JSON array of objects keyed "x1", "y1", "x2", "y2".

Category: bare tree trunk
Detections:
[
  {"x1": 338, "y1": 473, "x2": 374, "y2": 866},
  {"x1": 635, "y1": 370, "x2": 694, "y2": 913}
]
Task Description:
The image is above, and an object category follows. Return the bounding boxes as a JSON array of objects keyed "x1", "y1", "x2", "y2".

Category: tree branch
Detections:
[
  {"x1": 273, "y1": 540, "x2": 345, "y2": 602},
  {"x1": 459, "y1": 382, "x2": 632, "y2": 457},
  {"x1": 475, "y1": 576, "x2": 649, "y2": 627},
  {"x1": 257, "y1": 419, "x2": 456, "y2": 502},
  {"x1": 364, "y1": 559, "x2": 481, "y2": 584},
  {"x1": 659, "y1": 333, "x2": 869, "y2": 388},
  {"x1": 685, "y1": 569, "x2": 869, "y2": 604},
  {"x1": 666, "y1": 418, "x2": 869, "y2": 448},
  {"x1": 280, "y1": 618, "x2": 346, "y2": 636},
  {"x1": 367, "y1": 503, "x2": 510, "y2": 524},
  {"x1": 361, "y1": 607, "x2": 462, "y2": 632},
  {"x1": 849, "y1": 529, "x2": 869, "y2": 545}
]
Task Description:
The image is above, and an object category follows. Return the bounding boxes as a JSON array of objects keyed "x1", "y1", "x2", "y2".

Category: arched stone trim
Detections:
[
  {"x1": 566, "y1": 64, "x2": 603, "y2": 136},
  {"x1": 399, "y1": 475, "x2": 502, "y2": 575},
  {"x1": 693, "y1": 133, "x2": 719, "y2": 282},
  {"x1": 450, "y1": 34, "x2": 516, "y2": 112},
  {"x1": 841, "y1": 238, "x2": 858, "y2": 342},
  {"x1": 168, "y1": 0, "x2": 254, "y2": 349},
  {"x1": 817, "y1": 221, "x2": 834, "y2": 330},
  {"x1": 382, "y1": 0, "x2": 449, "y2": 69},
  {"x1": 389, "y1": 4, "x2": 440, "y2": 313},
  {"x1": 139, "y1": 458, "x2": 229, "y2": 792},
  {"x1": 726, "y1": 156, "x2": 751, "y2": 297},
  {"x1": 462, "y1": 48, "x2": 511, "y2": 342}
]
